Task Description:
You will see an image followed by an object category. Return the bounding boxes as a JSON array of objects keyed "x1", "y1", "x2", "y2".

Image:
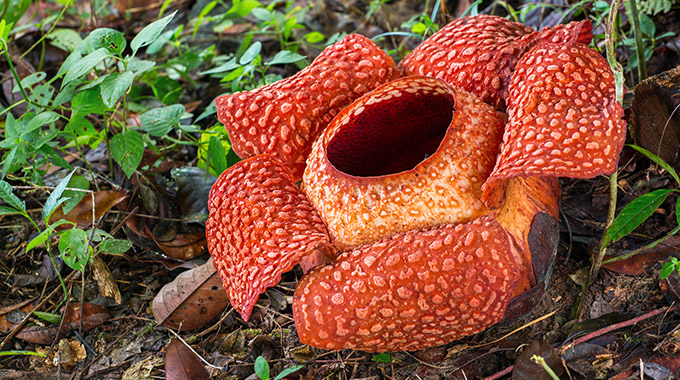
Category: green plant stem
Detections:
[
  {"x1": 603, "y1": 224, "x2": 680, "y2": 265},
  {"x1": 18, "y1": 0, "x2": 72, "y2": 60},
  {"x1": 530, "y1": 355, "x2": 560, "y2": 380},
  {"x1": 589, "y1": 171, "x2": 619, "y2": 284},
  {"x1": 3, "y1": 43, "x2": 31, "y2": 106},
  {"x1": 625, "y1": 0, "x2": 647, "y2": 81},
  {"x1": 587, "y1": 0, "x2": 625, "y2": 287},
  {"x1": 0, "y1": 0, "x2": 9, "y2": 22}
]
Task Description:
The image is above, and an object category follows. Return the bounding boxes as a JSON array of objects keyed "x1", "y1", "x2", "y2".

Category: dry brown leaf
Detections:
[
  {"x1": 164, "y1": 338, "x2": 210, "y2": 380},
  {"x1": 604, "y1": 236, "x2": 680, "y2": 275},
  {"x1": 152, "y1": 231, "x2": 207, "y2": 260},
  {"x1": 90, "y1": 255, "x2": 123, "y2": 304},
  {"x1": 62, "y1": 302, "x2": 111, "y2": 331},
  {"x1": 49, "y1": 190, "x2": 127, "y2": 227},
  {"x1": 0, "y1": 299, "x2": 35, "y2": 333},
  {"x1": 152, "y1": 259, "x2": 229, "y2": 330},
  {"x1": 14, "y1": 303, "x2": 111, "y2": 344}
]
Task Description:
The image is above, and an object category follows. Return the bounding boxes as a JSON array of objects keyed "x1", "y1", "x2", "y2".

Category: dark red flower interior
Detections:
[{"x1": 326, "y1": 90, "x2": 455, "y2": 177}]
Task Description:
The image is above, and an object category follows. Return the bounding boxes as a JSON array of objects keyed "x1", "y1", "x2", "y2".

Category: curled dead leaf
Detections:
[
  {"x1": 49, "y1": 190, "x2": 127, "y2": 227},
  {"x1": 164, "y1": 338, "x2": 210, "y2": 380},
  {"x1": 152, "y1": 259, "x2": 229, "y2": 330}
]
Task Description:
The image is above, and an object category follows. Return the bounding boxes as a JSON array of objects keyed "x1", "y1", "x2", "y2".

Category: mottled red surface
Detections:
[
  {"x1": 398, "y1": 15, "x2": 592, "y2": 109},
  {"x1": 303, "y1": 76, "x2": 506, "y2": 250},
  {"x1": 293, "y1": 215, "x2": 517, "y2": 352},
  {"x1": 215, "y1": 34, "x2": 399, "y2": 180},
  {"x1": 206, "y1": 154, "x2": 334, "y2": 321},
  {"x1": 483, "y1": 42, "x2": 627, "y2": 196},
  {"x1": 206, "y1": 15, "x2": 627, "y2": 353}
]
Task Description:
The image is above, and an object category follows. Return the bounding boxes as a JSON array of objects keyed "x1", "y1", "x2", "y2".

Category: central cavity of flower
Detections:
[
  {"x1": 303, "y1": 77, "x2": 507, "y2": 250},
  {"x1": 326, "y1": 89, "x2": 454, "y2": 177}
]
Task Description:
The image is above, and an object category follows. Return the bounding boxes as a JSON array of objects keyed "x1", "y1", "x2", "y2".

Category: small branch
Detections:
[{"x1": 0, "y1": 270, "x2": 80, "y2": 349}]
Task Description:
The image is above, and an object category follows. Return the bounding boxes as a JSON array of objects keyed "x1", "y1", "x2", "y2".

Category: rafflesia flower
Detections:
[{"x1": 206, "y1": 15, "x2": 626, "y2": 352}]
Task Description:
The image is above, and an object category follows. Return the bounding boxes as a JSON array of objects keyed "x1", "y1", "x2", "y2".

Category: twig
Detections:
[
  {"x1": 559, "y1": 305, "x2": 680, "y2": 355},
  {"x1": 167, "y1": 329, "x2": 223, "y2": 371},
  {"x1": 1, "y1": 270, "x2": 80, "y2": 349},
  {"x1": 484, "y1": 304, "x2": 679, "y2": 379}
]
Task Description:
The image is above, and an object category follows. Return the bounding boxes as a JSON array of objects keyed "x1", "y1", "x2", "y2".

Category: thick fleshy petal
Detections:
[
  {"x1": 293, "y1": 215, "x2": 518, "y2": 352},
  {"x1": 486, "y1": 176, "x2": 561, "y2": 295},
  {"x1": 303, "y1": 76, "x2": 506, "y2": 250},
  {"x1": 206, "y1": 154, "x2": 335, "y2": 321},
  {"x1": 216, "y1": 34, "x2": 399, "y2": 179},
  {"x1": 398, "y1": 15, "x2": 592, "y2": 109},
  {"x1": 483, "y1": 42, "x2": 626, "y2": 195}
]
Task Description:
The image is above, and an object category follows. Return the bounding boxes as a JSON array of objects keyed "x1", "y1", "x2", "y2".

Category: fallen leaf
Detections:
[
  {"x1": 90, "y1": 255, "x2": 123, "y2": 304},
  {"x1": 123, "y1": 356, "x2": 164, "y2": 380},
  {"x1": 171, "y1": 167, "x2": 216, "y2": 221},
  {"x1": 604, "y1": 236, "x2": 680, "y2": 275},
  {"x1": 152, "y1": 259, "x2": 229, "y2": 330},
  {"x1": 56, "y1": 338, "x2": 87, "y2": 367},
  {"x1": 564, "y1": 312, "x2": 635, "y2": 344},
  {"x1": 13, "y1": 254, "x2": 62, "y2": 289},
  {"x1": 512, "y1": 340, "x2": 564, "y2": 380},
  {"x1": 14, "y1": 302, "x2": 111, "y2": 344},
  {"x1": 62, "y1": 302, "x2": 111, "y2": 331},
  {"x1": 164, "y1": 338, "x2": 210, "y2": 380},
  {"x1": 151, "y1": 230, "x2": 207, "y2": 260},
  {"x1": 0, "y1": 299, "x2": 35, "y2": 333},
  {"x1": 49, "y1": 190, "x2": 127, "y2": 227}
]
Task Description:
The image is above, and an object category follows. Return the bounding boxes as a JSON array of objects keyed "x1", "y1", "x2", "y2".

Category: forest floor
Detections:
[{"x1": 1, "y1": 0, "x2": 680, "y2": 379}]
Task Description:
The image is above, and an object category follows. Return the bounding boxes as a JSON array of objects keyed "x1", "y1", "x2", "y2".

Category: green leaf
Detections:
[
  {"x1": 72, "y1": 89, "x2": 110, "y2": 117},
  {"x1": 208, "y1": 136, "x2": 228, "y2": 175},
  {"x1": 100, "y1": 71, "x2": 134, "y2": 108},
  {"x1": 59, "y1": 228, "x2": 90, "y2": 272},
  {"x1": 46, "y1": 28, "x2": 83, "y2": 52},
  {"x1": 274, "y1": 365, "x2": 304, "y2": 380},
  {"x1": 1, "y1": 145, "x2": 19, "y2": 180},
  {"x1": 660, "y1": 261, "x2": 675, "y2": 279},
  {"x1": 62, "y1": 48, "x2": 109, "y2": 88},
  {"x1": 239, "y1": 41, "x2": 261, "y2": 65},
  {"x1": 12, "y1": 72, "x2": 46, "y2": 93},
  {"x1": 85, "y1": 28, "x2": 126, "y2": 55},
  {"x1": 54, "y1": 81, "x2": 78, "y2": 106},
  {"x1": 372, "y1": 352, "x2": 392, "y2": 363},
  {"x1": 62, "y1": 176, "x2": 89, "y2": 215},
  {"x1": 303, "y1": 31, "x2": 324, "y2": 43},
  {"x1": 603, "y1": 189, "x2": 674, "y2": 247},
  {"x1": 151, "y1": 76, "x2": 182, "y2": 104},
  {"x1": 56, "y1": 48, "x2": 83, "y2": 78},
  {"x1": 26, "y1": 219, "x2": 74, "y2": 251},
  {"x1": 638, "y1": 13, "x2": 655, "y2": 37},
  {"x1": 98, "y1": 239, "x2": 133, "y2": 255},
  {"x1": 0, "y1": 180, "x2": 25, "y2": 211},
  {"x1": 131, "y1": 10, "x2": 177, "y2": 57},
  {"x1": 676, "y1": 196, "x2": 680, "y2": 227},
  {"x1": 254, "y1": 356, "x2": 269, "y2": 380},
  {"x1": 629, "y1": 145, "x2": 680, "y2": 186},
  {"x1": 25, "y1": 111, "x2": 60, "y2": 136},
  {"x1": 38, "y1": 145, "x2": 72, "y2": 171},
  {"x1": 200, "y1": 58, "x2": 239, "y2": 75},
  {"x1": 139, "y1": 104, "x2": 185, "y2": 136},
  {"x1": 110, "y1": 131, "x2": 144, "y2": 178},
  {"x1": 43, "y1": 169, "x2": 77, "y2": 222},
  {"x1": 225, "y1": 0, "x2": 262, "y2": 18},
  {"x1": 127, "y1": 58, "x2": 156, "y2": 74},
  {"x1": 33, "y1": 311, "x2": 61, "y2": 324},
  {"x1": 0, "y1": 350, "x2": 46, "y2": 357},
  {"x1": 266, "y1": 50, "x2": 306, "y2": 66},
  {"x1": 1, "y1": 0, "x2": 31, "y2": 26},
  {"x1": 0, "y1": 206, "x2": 21, "y2": 216}
]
